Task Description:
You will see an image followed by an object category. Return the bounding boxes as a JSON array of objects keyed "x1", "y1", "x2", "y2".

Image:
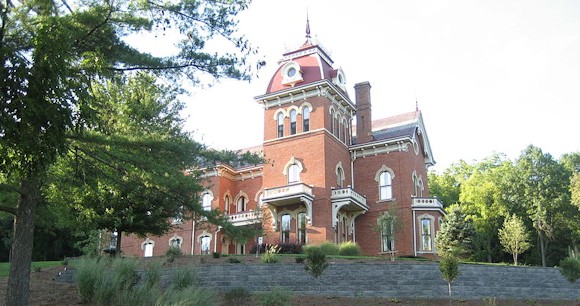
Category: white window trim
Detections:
[
  {"x1": 417, "y1": 214, "x2": 436, "y2": 253},
  {"x1": 375, "y1": 166, "x2": 395, "y2": 202}
]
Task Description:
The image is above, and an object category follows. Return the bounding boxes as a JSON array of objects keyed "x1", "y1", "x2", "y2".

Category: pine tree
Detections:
[{"x1": 435, "y1": 204, "x2": 476, "y2": 259}]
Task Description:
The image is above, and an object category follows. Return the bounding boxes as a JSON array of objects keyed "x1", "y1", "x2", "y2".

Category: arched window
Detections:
[
  {"x1": 281, "y1": 214, "x2": 291, "y2": 243},
  {"x1": 142, "y1": 239, "x2": 154, "y2": 257},
  {"x1": 330, "y1": 109, "x2": 335, "y2": 135},
  {"x1": 290, "y1": 109, "x2": 297, "y2": 135},
  {"x1": 288, "y1": 164, "x2": 300, "y2": 184},
  {"x1": 277, "y1": 112, "x2": 284, "y2": 138},
  {"x1": 303, "y1": 107, "x2": 310, "y2": 132},
  {"x1": 237, "y1": 196, "x2": 247, "y2": 213},
  {"x1": 297, "y1": 212, "x2": 307, "y2": 244},
  {"x1": 202, "y1": 193, "x2": 212, "y2": 211},
  {"x1": 224, "y1": 195, "x2": 231, "y2": 214},
  {"x1": 379, "y1": 171, "x2": 393, "y2": 200},
  {"x1": 200, "y1": 235, "x2": 211, "y2": 255},
  {"x1": 169, "y1": 236, "x2": 182, "y2": 250},
  {"x1": 420, "y1": 217, "x2": 433, "y2": 252},
  {"x1": 336, "y1": 166, "x2": 345, "y2": 187}
]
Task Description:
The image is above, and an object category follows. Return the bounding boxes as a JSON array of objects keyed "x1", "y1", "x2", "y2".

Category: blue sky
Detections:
[{"x1": 178, "y1": 0, "x2": 580, "y2": 172}]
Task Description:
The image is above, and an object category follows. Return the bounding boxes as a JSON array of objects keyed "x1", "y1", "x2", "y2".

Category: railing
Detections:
[
  {"x1": 262, "y1": 182, "x2": 313, "y2": 200},
  {"x1": 331, "y1": 187, "x2": 367, "y2": 208},
  {"x1": 412, "y1": 197, "x2": 444, "y2": 209},
  {"x1": 226, "y1": 210, "x2": 263, "y2": 226}
]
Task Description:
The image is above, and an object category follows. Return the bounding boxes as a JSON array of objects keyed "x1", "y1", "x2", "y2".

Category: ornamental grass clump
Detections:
[
  {"x1": 304, "y1": 246, "x2": 329, "y2": 278},
  {"x1": 338, "y1": 241, "x2": 361, "y2": 256},
  {"x1": 261, "y1": 244, "x2": 281, "y2": 263}
]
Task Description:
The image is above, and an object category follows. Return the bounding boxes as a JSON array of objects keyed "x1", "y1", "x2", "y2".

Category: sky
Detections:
[{"x1": 179, "y1": 0, "x2": 580, "y2": 172}]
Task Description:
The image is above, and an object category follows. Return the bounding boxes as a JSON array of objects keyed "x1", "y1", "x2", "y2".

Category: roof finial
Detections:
[
  {"x1": 305, "y1": 11, "x2": 311, "y2": 40},
  {"x1": 415, "y1": 93, "x2": 419, "y2": 111}
]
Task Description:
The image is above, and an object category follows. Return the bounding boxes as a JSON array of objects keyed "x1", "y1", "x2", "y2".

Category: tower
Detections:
[{"x1": 255, "y1": 27, "x2": 368, "y2": 246}]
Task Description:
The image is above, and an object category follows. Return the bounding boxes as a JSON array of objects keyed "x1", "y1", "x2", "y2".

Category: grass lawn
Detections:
[{"x1": 0, "y1": 261, "x2": 62, "y2": 277}]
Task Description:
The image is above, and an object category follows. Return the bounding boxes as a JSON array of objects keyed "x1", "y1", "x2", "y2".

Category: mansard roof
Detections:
[{"x1": 352, "y1": 110, "x2": 435, "y2": 167}]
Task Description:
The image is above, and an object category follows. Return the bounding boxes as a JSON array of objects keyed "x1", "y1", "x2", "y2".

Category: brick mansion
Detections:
[{"x1": 121, "y1": 27, "x2": 444, "y2": 258}]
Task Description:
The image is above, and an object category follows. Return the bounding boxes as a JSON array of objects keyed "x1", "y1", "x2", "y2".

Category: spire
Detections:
[{"x1": 306, "y1": 11, "x2": 311, "y2": 40}]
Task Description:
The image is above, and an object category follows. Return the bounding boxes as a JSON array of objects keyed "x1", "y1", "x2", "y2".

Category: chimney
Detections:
[{"x1": 355, "y1": 82, "x2": 373, "y2": 144}]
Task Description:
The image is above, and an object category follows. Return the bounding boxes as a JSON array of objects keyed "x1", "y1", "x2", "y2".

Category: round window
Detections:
[{"x1": 287, "y1": 67, "x2": 296, "y2": 77}]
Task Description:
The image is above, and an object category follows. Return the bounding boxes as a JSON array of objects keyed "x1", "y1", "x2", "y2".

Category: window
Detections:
[
  {"x1": 237, "y1": 196, "x2": 247, "y2": 213},
  {"x1": 202, "y1": 193, "x2": 212, "y2": 211},
  {"x1": 297, "y1": 212, "x2": 307, "y2": 244},
  {"x1": 420, "y1": 218, "x2": 433, "y2": 252},
  {"x1": 330, "y1": 109, "x2": 335, "y2": 135},
  {"x1": 142, "y1": 239, "x2": 154, "y2": 257},
  {"x1": 290, "y1": 109, "x2": 297, "y2": 135},
  {"x1": 379, "y1": 171, "x2": 393, "y2": 200},
  {"x1": 200, "y1": 235, "x2": 211, "y2": 255},
  {"x1": 170, "y1": 236, "x2": 182, "y2": 249},
  {"x1": 288, "y1": 164, "x2": 300, "y2": 184},
  {"x1": 172, "y1": 207, "x2": 183, "y2": 224},
  {"x1": 377, "y1": 213, "x2": 395, "y2": 252},
  {"x1": 281, "y1": 214, "x2": 291, "y2": 243},
  {"x1": 277, "y1": 112, "x2": 284, "y2": 137},
  {"x1": 224, "y1": 195, "x2": 231, "y2": 214},
  {"x1": 303, "y1": 107, "x2": 310, "y2": 132},
  {"x1": 336, "y1": 166, "x2": 344, "y2": 187}
]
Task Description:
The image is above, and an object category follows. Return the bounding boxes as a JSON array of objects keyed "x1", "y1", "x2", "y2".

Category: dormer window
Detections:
[
  {"x1": 332, "y1": 68, "x2": 347, "y2": 91},
  {"x1": 281, "y1": 61, "x2": 303, "y2": 86}
]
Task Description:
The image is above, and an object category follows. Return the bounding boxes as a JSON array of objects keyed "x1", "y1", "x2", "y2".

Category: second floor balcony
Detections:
[
  {"x1": 262, "y1": 182, "x2": 314, "y2": 207},
  {"x1": 226, "y1": 210, "x2": 263, "y2": 226},
  {"x1": 412, "y1": 197, "x2": 445, "y2": 213},
  {"x1": 331, "y1": 186, "x2": 368, "y2": 227}
]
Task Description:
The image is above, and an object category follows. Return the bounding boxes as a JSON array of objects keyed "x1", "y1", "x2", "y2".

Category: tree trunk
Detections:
[
  {"x1": 538, "y1": 231, "x2": 546, "y2": 267},
  {"x1": 6, "y1": 177, "x2": 40, "y2": 306},
  {"x1": 115, "y1": 230, "x2": 122, "y2": 257}
]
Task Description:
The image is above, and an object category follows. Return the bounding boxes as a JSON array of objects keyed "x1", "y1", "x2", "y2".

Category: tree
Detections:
[
  {"x1": 435, "y1": 204, "x2": 476, "y2": 260},
  {"x1": 459, "y1": 154, "x2": 511, "y2": 263},
  {"x1": 498, "y1": 214, "x2": 531, "y2": 265},
  {"x1": 428, "y1": 160, "x2": 473, "y2": 207},
  {"x1": 1, "y1": 1, "x2": 256, "y2": 304},
  {"x1": 439, "y1": 254, "x2": 460, "y2": 301},
  {"x1": 505, "y1": 146, "x2": 571, "y2": 267}
]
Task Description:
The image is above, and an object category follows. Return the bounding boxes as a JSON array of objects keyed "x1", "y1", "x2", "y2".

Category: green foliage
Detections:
[
  {"x1": 304, "y1": 246, "x2": 329, "y2": 278},
  {"x1": 435, "y1": 204, "x2": 476, "y2": 259},
  {"x1": 439, "y1": 254, "x2": 460, "y2": 297},
  {"x1": 74, "y1": 257, "x2": 108, "y2": 303},
  {"x1": 558, "y1": 252, "x2": 580, "y2": 283},
  {"x1": 261, "y1": 244, "x2": 281, "y2": 263},
  {"x1": 498, "y1": 214, "x2": 532, "y2": 265},
  {"x1": 223, "y1": 287, "x2": 253, "y2": 305},
  {"x1": 166, "y1": 246, "x2": 183, "y2": 263},
  {"x1": 338, "y1": 241, "x2": 361, "y2": 256},
  {"x1": 304, "y1": 241, "x2": 339, "y2": 256},
  {"x1": 295, "y1": 256, "x2": 305, "y2": 263},
  {"x1": 227, "y1": 256, "x2": 242, "y2": 263},
  {"x1": 212, "y1": 252, "x2": 221, "y2": 258},
  {"x1": 155, "y1": 286, "x2": 218, "y2": 306},
  {"x1": 255, "y1": 287, "x2": 293, "y2": 306},
  {"x1": 170, "y1": 267, "x2": 198, "y2": 290},
  {"x1": 428, "y1": 160, "x2": 473, "y2": 207}
]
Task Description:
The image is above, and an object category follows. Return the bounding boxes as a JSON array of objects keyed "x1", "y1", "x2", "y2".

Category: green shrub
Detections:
[
  {"x1": 112, "y1": 258, "x2": 140, "y2": 289},
  {"x1": 212, "y1": 252, "x2": 221, "y2": 258},
  {"x1": 166, "y1": 246, "x2": 183, "y2": 263},
  {"x1": 73, "y1": 257, "x2": 108, "y2": 303},
  {"x1": 223, "y1": 287, "x2": 252, "y2": 305},
  {"x1": 559, "y1": 256, "x2": 580, "y2": 282},
  {"x1": 170, "y1": 267, "x2": 197, "y2": 290},
  {"x1": 304, "y1": 246, "x2": 329, "y2": 278},
  {"x1": 143, "y1": 261, "x2": 162, "y2": 289},
  {"x1": 338, "y1": 241, "x2": 361, "y2": 256},
  {"x1": 295, "y1": 256, "x2": 305, "y2": 263},
  {"x1": 227, "y1": 257, "x2": 241, "y2": 263},
  {"x1": 156, "y1": 286, "x2": 218, "y2": 306},
  {"x1": 255, "y1": 287, "x2": 293, "y2": 306},
  {"x1": 318, "y1": 241, "x2": 340, "y2": 255}
]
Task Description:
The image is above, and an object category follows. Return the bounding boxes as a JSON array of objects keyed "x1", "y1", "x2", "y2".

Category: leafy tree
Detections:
[
  {"x1": 498, "y1": 214, "x2": 532, "y2": 265},
  {"x1": 0, "y1": 1, "x2": 256, "y2": 304},
  {"x1": 435, "y1": 204, "x2": 476, "y2": 260},
  {"x1": 505, "y1": 146, "x2": 571, "y2": 267},
  {"x1": 459, "y1": 154, "x2": 511, "y2": 263},
  {"x1": 439, "y1": 254, "x2": 460, "y2": 300},
  {"x1": 428, "y1": 160, "x2": 473, "y2": 207}
]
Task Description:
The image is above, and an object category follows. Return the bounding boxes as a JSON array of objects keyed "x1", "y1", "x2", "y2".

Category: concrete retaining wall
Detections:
[{"x1": 57, "y1": 262, "x2": 580, "y2": 300}]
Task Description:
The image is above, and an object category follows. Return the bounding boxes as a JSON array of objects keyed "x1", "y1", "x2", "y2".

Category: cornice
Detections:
[{"x1": 255, "y1": 80, "x2": 355, "y2": 111}]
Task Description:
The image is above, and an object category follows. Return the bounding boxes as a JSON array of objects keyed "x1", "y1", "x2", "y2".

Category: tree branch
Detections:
[
  {"x1": 0, "y1": 204, "x2": 16, "y2": 215},
  {"x1": 0, "y1": 183, "x2": 21, "y2": 195}
]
